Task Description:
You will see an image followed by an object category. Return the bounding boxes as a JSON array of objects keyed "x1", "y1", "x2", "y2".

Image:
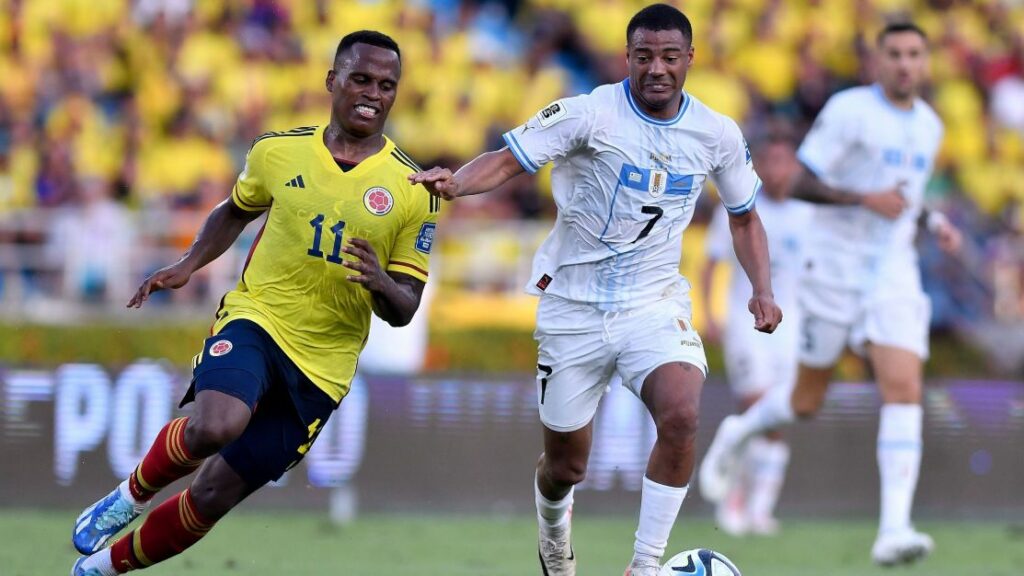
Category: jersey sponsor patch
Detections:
[
  {"x1": 363, "y1": 187, "x2": 393, "y2": 216},
  {"x1": 536, "y1": 101, "x2": 568, "y2": 127},
  {"x1": 415, "y1": 222, "x2": 436, "y2": 253},
  {"x1": 210, "y1": 340, "x2": 233, "y2": 357},
  {"x1": 536, "y1": 274, "x2": 553, "y2": 291}
]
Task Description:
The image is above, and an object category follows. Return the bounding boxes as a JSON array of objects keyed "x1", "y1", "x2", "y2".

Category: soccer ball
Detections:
[{"x1": 659, "y1": 548, "x2": 741, "y2": 576}]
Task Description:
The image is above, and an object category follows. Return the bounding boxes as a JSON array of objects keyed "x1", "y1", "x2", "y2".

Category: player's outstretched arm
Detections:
[
  {"x1": 790, "y1": 165, "x2": 907, "y2": 219},
  {"x1": 342, "y1": 238, "x2": 423, "y2": 327},
  {"x1": 728, "y1": 208, "x2": 782, "y2": 334},
  {"x1": 127, "y1": 198, "x2": 263, "y2": 308},
  {"x1": 408, "y1": 148, "x2": 525, "y2": 201}
]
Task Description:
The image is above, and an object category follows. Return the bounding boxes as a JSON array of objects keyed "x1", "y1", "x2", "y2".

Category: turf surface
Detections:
[{"x1": 7, "y1": 511, "x2": 1021, "y2": 575}]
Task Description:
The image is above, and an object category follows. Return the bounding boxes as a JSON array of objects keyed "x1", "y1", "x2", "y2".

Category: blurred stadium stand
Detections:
[{"x1": 0, "y1": 0, "x2": 1022, "y2": 370}]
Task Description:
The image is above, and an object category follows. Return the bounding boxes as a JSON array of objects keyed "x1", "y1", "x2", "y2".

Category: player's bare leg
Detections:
[
  {"x1": 867, "y1": 344, "x2": 933, "y2": 566},
  {"x1": 624, "y1": 361, "x2": 703, "y2": 576},
  {"x1": 73, "y1": 390, "x2": 252, "y2": 573},
  {"x1": 536, "y1": 423, "x2": 592, "y2": 576},
  {"x1": 701, "y1": 364, "x2": 829, "y2": 503}
]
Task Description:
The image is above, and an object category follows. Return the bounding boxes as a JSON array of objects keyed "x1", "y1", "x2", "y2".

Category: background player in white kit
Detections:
[
  {"x1": 411, "y1": 5, "x2": 782, "y2": 575},
  {"x1": 699, "y1": 22, "x2": 962, "y2": 567},
  {"x1": 700, "y1": 135, "x2": 811, "y2": 537}
]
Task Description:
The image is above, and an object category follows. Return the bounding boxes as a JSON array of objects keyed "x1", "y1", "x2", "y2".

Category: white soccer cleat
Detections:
[
  {"x1": 73, "y1": 481, "x2": 148, "y2": 555},
  {"x1": 699, "y1": 415, "x2": 748, "y2": 504},
  {"x1": 747, "y1": 515, "x2": 780, "y2": 537},
  {"x1": 538, "y1": 514, "x2": 575, "y2": 576},
  {"x1": 623, "y1": 554, "x2": 660, "y2": 576},
  {"x1": 871, "y1": 529, "x2": 934, "y2": 566}
]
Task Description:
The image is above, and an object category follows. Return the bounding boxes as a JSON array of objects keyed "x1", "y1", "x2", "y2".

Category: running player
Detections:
[
  {"x1": 699, "y1": 22, "x2": 962, "y2": 566},
  {"x1": 71, "y1": 30, "x2": 439, "y2": 575},
  {"x1": 699, "y1": 135, "x2": 811, "y2": 536},
  {"x1": 411, "y1": 5, "x2": 781, "y2": 575}
]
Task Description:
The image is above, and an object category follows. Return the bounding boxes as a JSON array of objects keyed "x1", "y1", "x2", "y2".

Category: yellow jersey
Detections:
[{"x1": 214, "y1": 124, "x2": 439, "y2": 403}]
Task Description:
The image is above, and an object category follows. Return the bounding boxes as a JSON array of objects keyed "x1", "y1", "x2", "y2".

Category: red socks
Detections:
[
  {"x1": 128, "y1": 417, "x2": 203, "y2": 502},
  {"x1": 109, "y1": 489, "x2": 215, "y2": 572}
]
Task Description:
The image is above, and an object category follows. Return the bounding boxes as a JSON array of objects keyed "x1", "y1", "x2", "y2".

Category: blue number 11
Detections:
[{"x1": 308, "y1": 214, "x2": 345, "y2": 263}]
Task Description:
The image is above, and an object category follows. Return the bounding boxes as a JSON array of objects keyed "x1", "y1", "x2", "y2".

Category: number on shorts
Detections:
[{"x1": 538, "y1": 364, "x2": 553, "y2": 404}]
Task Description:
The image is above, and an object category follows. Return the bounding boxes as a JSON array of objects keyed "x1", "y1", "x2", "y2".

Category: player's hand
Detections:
[
  {"x1": 934, "y1": 220, "x2": 962, "y2": 254},
  {"x1": 127, "y1": 261, "x2": 193, "y2": 308},
  {"x1": 408, "y1": 167, "x2": 460, "y2": 201},
  {"x1": 861, "y1": 182, "x2": 907, "y2": 220},
  {"x1": 341, "y1": 238, "x2": 389, "y2": 291},
  {"x1": 748, "y1": 293, "x2": 782, "y2": 334}
]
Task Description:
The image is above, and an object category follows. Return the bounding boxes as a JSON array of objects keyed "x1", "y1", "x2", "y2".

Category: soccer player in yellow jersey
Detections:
[{"x1": 70, "y1": 31, "x2": 438, "y2": 576}]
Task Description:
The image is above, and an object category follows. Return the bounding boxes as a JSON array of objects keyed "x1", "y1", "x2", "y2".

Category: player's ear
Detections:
[
  {"x1": 687, "y1": 44, "x2": 695, "y2": 69},
  {"x1": 326, "y1": 69, "x2": 336, "y2": 93}
]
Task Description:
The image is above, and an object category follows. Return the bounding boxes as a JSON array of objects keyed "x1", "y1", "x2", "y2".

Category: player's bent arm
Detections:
[
  {"x1": 728, "y1": 208, "x2": 781, "y2": 332},
  {"x1": 370, "y1": 272, "x2": 424, "y2": 327},
  {"x1": 180, "y1": 198, "x2": 264, "y2": 273},
  {"x1": 789, "y1": 164, "x2": 863, "y2": 206},
  {"x1": 790, "y1": 164, "x2": 906, "y2": 219},
  {"x1": 448, "y1": 148, "x2": 526, "y2": 197},
  {"x1": 728, "y1": 209, "x2": 772, "y2": 298}
]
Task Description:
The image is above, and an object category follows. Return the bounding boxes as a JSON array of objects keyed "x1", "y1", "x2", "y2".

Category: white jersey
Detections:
[
  {"x1": 705, "y1": 197, "x2": 813, "y2": 324},
  {"x1": 797, "y1": 84, "x2": 943, "y2": 297},
  {"x1": 503, "y1": 80, "x2": 762, "y2": 311}
]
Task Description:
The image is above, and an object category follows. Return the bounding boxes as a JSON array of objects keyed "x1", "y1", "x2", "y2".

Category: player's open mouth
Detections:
[{"x1": 354, "y1": 104, "x2": 379, "y2": 119}]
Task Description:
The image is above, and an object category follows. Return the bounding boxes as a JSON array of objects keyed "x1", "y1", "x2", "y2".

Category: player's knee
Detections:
[
  {"x1": 545, "y1": 457, "x2": 588, "y2": 487},
  {"x1": 185, "y1": 418, "x2": 245, "y2": 456},
  {"x1": 655, "y1": 403, "x2": 700, "y2": 447}
]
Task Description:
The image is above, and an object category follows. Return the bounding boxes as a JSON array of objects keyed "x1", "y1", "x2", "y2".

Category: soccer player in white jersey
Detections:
[
  {"x1": 699, "y1": 22, "x2": 962, "y2": 566},
  {"x1": 700, "y1": 135, "x2": 812, "y2": 536},
  {"x1": 411, "y1": 5, "x2": 781, "y2": 575}
]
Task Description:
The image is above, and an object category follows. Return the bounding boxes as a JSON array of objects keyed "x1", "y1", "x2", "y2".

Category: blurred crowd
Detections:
[{"x1": 0, "y1": 0, "x2": 1022, "y2": 326}]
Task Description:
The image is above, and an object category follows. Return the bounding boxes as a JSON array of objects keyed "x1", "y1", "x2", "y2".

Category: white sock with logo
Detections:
[
  {"x1": 733, "y1": 383, "x2": 796, "y2": 441},
  {"x1": 535, "y1": 474, "x2": 573, "y2": 530},
  {"x1": 633, "y1": 476, "x2": 688, "y2": 560},
  {"x1": 79, "y1": 548, "x2": 116, "y2": 576},
  {"x1": 745, "y1": 437, "x2": 790, "y2": 523},
  {"x1": 877, "y1": 403, "x2": 923, "y2": 534}
]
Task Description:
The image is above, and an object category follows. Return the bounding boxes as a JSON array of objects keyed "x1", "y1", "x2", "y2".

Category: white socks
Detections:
[
  {"x1": 634, "y1": 476, "x2": 688, "y2": 559},
  {"x1": 79, "y1": 548, "x2": 116, "y2": 576},
  {"x1": 877, "y1": 403, "x2": 923, "y2": 534},
  {"x1": 734, "y1": 382, "x2": 796, "y2": 441},
  {"x1": 745, "y1": 437, "x2": 790, "y2": 522},
  {"x1": 535, "y1": 475, "x2": 573, "y2": 529}
]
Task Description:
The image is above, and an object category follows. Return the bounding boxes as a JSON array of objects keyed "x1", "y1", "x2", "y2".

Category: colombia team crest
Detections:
[
  {"x1": 363, "y1": 187, "x2": 394, "y2": 216},
  {"x1": 209, "y1": 340, "x2": 233, "y2": 357}
]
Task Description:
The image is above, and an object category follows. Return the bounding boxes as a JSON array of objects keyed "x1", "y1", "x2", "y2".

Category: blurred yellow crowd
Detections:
[{"x1": 0, "y1": 0, "x2": 1022, "y2": 216}]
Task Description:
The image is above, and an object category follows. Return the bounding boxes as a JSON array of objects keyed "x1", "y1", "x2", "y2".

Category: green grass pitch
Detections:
[{"x1": 6, "y1": 511, "x2": 1021, "y2": 575}]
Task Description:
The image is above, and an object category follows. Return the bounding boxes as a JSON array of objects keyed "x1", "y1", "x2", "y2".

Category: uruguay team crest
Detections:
[
  {"x1": 363, "y1": 187, "x2": 393, "y2": 216},
  {"x1": 649, "y1": 169, "x2": 668, "y2": 197},
  {"x1": 209, "y1": 340, "x2": 233, "y2": 357}
]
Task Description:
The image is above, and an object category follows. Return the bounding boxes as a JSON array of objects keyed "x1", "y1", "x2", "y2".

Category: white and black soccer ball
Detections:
[{"x1": 659, "y1": 548, "x2": 741, "y2": 576}]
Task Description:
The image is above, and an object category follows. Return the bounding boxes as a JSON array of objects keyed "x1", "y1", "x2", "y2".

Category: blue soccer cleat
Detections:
[{"x1": 72, "y1": 482, "x2": 148, "y2": 555}]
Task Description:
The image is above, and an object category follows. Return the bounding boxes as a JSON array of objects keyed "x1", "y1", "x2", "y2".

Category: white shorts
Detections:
[
  {"x1": 534, "y1": 295, "x2": 708, "y2": 433},
  {"x1": 798, "y1": 282, "x2": 931, "y2": 368},
  {"x1": 722, "y1": 314, "x2": 798, "y2": 398}
]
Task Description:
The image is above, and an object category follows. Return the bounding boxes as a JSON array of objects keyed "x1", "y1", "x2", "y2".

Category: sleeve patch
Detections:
[
  {"x1": 537, "y1": 101, "x2": 568, "y2": 127},
  {"x1": 415, "y1": 222, "x2": 436, "y2": 254}
]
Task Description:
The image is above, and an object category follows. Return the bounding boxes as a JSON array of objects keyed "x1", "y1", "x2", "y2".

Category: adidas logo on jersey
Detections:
[{"x1": 285, "y1": 175, "x2": 306, "y2": 188}]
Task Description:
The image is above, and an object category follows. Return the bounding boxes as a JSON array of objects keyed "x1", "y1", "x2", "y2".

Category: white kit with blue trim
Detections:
[
  {"x1": 503, "y1": 79, "x2": 761, "y2": 311},
  {"x1": 796, "y1": 84, "x2": 943, "y2": 296}
]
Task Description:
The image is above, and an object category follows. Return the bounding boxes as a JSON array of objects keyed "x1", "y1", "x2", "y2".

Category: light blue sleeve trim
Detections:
[
  {"x1": 724, "y1": 181, "x2": 760, "y2": 215},
  {"x1": 502, "y1": 131, "x2": 540, "y2": 174}
]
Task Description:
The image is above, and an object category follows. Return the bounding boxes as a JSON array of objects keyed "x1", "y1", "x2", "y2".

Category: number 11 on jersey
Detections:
[{"x1": 308, "y1": 214, "x2": 346, "y2": 264}]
